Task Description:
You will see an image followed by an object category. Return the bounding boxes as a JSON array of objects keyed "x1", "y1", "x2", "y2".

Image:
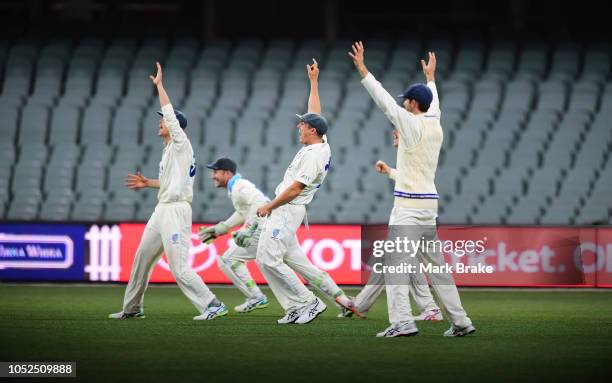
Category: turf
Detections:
[{"x1": 1, "y1": 285, "x2": 611, "y2": 383}]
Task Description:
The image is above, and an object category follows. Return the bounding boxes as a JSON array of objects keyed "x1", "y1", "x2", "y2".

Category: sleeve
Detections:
[
  {"x1": 221, "y1": 211, "x2": 245, "y2": 229},
  {"x1": 388, "y1": 168, "x2": 397, "y2": 181},
  {"x1": 293, "y1": 152, "x2": 319, "y2": 186},
  {"x1": 161, "y1": 104, "x2": 188, "y2": 148},
  {"x1": 361, "y1": 73, "x2": 422, "y2": 147},
  {"x1": 425, "y1": 81, "x2": 441, "y2": 118}
]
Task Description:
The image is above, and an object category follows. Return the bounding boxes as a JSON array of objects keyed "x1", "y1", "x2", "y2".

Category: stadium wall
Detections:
[{"x1": 1, "y1": 222, "x2": 612, "y2": 287}]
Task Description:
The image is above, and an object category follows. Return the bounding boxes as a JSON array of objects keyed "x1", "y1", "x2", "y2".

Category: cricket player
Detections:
[
  {"x1": 350, "y1": 42, "x2": 475, "y2": 337},
  {"x1": 109, "y1": 62, "x2": 227, "y2": 321},
  {"x1": 197, "y1": 157, "x2": 270, "y2": 313},
  {"x1": 255, "y1": 59, "x2": 362, "y2": 325},
  {"x1": 199, "y1": 157, "x2": 354, "y2": 317},
  {"x1": 339, "y1": 128, "x2": 443, "y2": 322}
]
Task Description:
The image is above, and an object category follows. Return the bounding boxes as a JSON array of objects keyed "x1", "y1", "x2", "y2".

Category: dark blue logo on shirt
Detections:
[
  {"x1": 189, "y1": 165, "x2": 197, "y2": 177},
  {"x1": 324, "y1": 157, "x2": 331, "y2": 171}
]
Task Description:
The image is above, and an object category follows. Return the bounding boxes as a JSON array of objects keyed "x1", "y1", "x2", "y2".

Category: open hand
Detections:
[
  {"x1": 125, "y1": 172, "x2": 148, "y2": 189},
  {"x1": 149, "y1": 62, "x2": 163, "y2": 86},
  {"x1": 348, "y1": 41, "x2": 365, "y2": 68},
  {"x1": 421, "y1": 52, "x2": 436, "y2": 82}
]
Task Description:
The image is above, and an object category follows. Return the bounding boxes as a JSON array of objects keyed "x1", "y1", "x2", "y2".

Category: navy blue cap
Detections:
[
  {"x1": 397, "y1": 84, "x2": 433, "y2": 109},
  {"x1": 157, "y1": 109, "x2": 188, "y2": 130},
  {"x1": 206, "y1": 157, "x2": 237, "y2": 173},
  {"x1": 296, "y1": 112, "x2": 329, "y2": 135}
]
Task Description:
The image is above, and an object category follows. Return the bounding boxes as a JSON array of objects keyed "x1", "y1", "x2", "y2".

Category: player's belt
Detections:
[{"x1": 393, "y1": 190, "x2": 439, "y2": 199}]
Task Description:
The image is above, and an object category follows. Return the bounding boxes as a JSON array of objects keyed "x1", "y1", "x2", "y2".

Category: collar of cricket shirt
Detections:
[{"x1": 227, "y1": 173, "x2": 242, "y2": 193}]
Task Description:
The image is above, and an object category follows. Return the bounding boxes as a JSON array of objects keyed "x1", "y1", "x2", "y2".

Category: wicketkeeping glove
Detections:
[
  {"x1": 232, "y1": 220, "x2": 259, "y2": 248},
  {"x1": 198, "y1": 223, "x2": 229, "y2": 244}
]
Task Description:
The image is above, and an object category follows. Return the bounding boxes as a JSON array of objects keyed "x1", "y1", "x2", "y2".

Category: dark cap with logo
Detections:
[
  {"x1": 397, "y1": 84, "x2": 433, "y2": 109},
  {"x1": 206, "y1": 157, "x2": 237, "y2": 173},
  {"x1": 157, "y1": 110, "x2": 188, "y2": 130},
  {"x1": 296, "y1": 112, "x2": 329, "y2": 135}
]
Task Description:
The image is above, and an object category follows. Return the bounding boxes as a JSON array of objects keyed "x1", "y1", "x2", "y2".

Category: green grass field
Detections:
[{"x1": 1, "y1": 284, "x2": 611, "y2": 383}]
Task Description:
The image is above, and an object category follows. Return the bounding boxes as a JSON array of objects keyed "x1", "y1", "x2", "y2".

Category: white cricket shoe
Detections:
[
  {"x1": 415, "y1": 308, "x2": 443, "y2": 321},
  {"x1": 295, "y1": 297, "x2": 327, "y2": 324},
  {"x1": 443, "y1": 324, "x2": 476, "y2": 337},
  {"x1": 235, "y1": 296, "x2": 269, "y2": 313},
  {"x1": 108, "y1": 311, "x2": 145, "y2": 319},
  {"x1": 193, "y1": 302, "x2": 229, "y2": 321},
  {"x1": 277, "y1": 309, "x2": 302, "y2": 324},
  {"x1": 376, "y1": 321, "x2": 419, "y2": 338}
]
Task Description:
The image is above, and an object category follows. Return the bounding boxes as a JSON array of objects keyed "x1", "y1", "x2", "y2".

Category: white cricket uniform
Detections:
[
  {"x1": 257, "y1": 142, "x2": 344, "y2": 312},
  {"x1": 362, "y1": 73, "x2": 472, "y2": 328},
  {"x1": 354, "y1": 168, "x2": 440, "y2": 315},
  {"x1": 215, "y1": 174, "x2": 269, "y2": 299},
  {"x1": 122, "y1": 103, "x2": 216, "y2": 315}
]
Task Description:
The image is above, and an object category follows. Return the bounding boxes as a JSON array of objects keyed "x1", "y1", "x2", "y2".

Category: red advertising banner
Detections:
[
  {"x1": 438, "y1": 226, "x2": 600, "y2": 286},
  {"x1": 114, "y1": 223, "x2": 612, "y2": 287},
  {"x1": 118, "y1": 224, "x2": 362, "y2": 284}
]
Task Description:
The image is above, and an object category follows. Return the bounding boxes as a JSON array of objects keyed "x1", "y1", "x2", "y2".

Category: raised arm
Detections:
[
  {"x1": 349, "y1": 41, "x2": 412, "y2": 128},
  {"x1": 421, "y1": 52, "x2": 440, "y2": 117},
  {"x1": 149, "y1": 62, "x2": 186, "y2": 144},
  {"x1": 150, "y1": 62, "x2": 170, "y2": 108},
  {"x1": 307, "y1": 58, "x2": 321, "y2": 114},
  {"x1": 348, "y1": 41, "x2": 369, "y2": 78}
]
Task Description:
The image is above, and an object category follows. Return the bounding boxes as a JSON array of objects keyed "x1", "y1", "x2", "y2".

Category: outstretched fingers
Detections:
[
  {"x1": 125, "y1": 174, "x2": 137, "y2": 188},
  {"x1": 348, "y1": 42, "x2": 361, "y2": 59}
]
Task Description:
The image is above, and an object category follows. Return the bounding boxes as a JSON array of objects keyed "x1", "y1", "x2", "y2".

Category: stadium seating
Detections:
[{"x1": 1, "y1": 36, "x2": 610, "y2": 225}]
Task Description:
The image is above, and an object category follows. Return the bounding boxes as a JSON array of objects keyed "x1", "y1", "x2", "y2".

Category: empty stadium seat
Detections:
[{"x1": 1, "y1": 35, "x2": 609, "y2": 225}]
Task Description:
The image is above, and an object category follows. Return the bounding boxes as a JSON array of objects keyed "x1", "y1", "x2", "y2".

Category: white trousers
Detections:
[
  {"x1": 385, "y1": 207, "x2": 472, "y2": 328},
  {"x1": 354, "y1": 267, "x2": 439, "y2": 314},
  {"x1": 217, "y1": 237, "x2": 264, "y2": 300},
  {"x1": 122, "y1": 202, "x2": 215, "y2": 314},
  {"x1": 256, "y1": 204, "x2": 343, "y2": 312}
]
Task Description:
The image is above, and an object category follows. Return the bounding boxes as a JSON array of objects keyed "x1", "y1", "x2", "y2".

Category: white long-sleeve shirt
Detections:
[
  {"x1": 221, "y1": 175, "x2": 270, "y2": 228},
  {"x1": 362, "y1": 73, "x2": 441, "y2": 148},
  {"x1": 157, "y1": 104, "x2": 196, "y2": 204},
  {"x1": 361, "y1": 73, "x2": 443, "y2": 210},
  {"x1": 275, "y1": 142, "x2": 331, "y2": 206}
]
